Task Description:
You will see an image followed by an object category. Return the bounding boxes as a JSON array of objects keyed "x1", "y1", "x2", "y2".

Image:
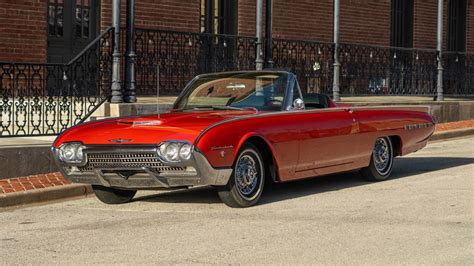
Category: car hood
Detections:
[{"x1": 53, "y1": 110, "x2": 258, "y2": 148}]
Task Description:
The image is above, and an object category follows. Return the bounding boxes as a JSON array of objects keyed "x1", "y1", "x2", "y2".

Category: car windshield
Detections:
[{"x1": 174, "y1": 72, "x2": 288, "y2": 111}]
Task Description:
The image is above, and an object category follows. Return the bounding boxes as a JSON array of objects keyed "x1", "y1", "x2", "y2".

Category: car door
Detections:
[{"x1": 290, "y1": 89, "x2": 360, "y2": 180}]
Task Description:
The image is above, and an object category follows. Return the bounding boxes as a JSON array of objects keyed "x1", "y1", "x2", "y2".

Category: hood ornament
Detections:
[{"x1": 108, "y1": 138, "x2": 132, "y2": 143}]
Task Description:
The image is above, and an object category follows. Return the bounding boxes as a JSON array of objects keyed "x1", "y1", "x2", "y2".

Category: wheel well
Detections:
[
  {"x1": 245, "y1": 136, "x2": 279, "y2": 183},
  {"x1": 389, "y1": 135, "x2": 402, "y2": 157}
]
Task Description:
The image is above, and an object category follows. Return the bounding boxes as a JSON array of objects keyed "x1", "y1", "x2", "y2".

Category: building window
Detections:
[
  {"x1": 390, "y1": 0, "x2": 413, "y2": 48},
  {"x1": 200, "y1": 0, "x2": 237, "y2": 34},
  {"x1": 48, "y1": 0, "x2": 64, "y2": 36},
  {"x1": 75, "y1": 0, "x2": 91, "y2": 38},
  {"x1": 448, "y1": 0, "x2": 466, "y2": 52}
]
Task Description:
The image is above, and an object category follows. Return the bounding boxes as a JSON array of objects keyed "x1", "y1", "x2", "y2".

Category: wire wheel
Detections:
[
  {"x1": 235, "y1": 152, "x2": 262, "y2": 201},
  {"x1": 217, "y1": 143, "x2": 265, "y2": 208},
  {"x1": 372, "y1": 137, "x2": 393, "y2": 176}
]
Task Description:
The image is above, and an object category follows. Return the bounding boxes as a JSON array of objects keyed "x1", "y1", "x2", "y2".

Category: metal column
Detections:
[
  {"x1": 124, "y1": 0, "x2": 137, "y2": 103},
  {"x1": 264, "y1": 0, "x2": 274, "y2": 68},
  {"x1": 436, "y1": 0, "x2": 444, "y2": 101},
  {"x1": 110, "y1": 0, "x2": 122, "y2": 103},
  {"x1": 255, "y1": 0, "x2": 264, "y2": 70},
  {"x1": 332, "y1": 0, "x2": 341, "y2": 102}
]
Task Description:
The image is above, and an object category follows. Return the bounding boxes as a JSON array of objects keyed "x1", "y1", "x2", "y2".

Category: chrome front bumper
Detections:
[{"x1": 51, "y1": 145, "x2": 232, "y2": 189}]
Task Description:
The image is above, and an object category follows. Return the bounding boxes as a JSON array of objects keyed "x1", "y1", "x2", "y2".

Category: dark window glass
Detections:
[
  {"x1": 76, "y1": 0, "x2": 90, "y2": 38},
  {"x1": 57, "y1": 3, "x2": 64, "y2": 36},
  {"x1": 48, "y1": 0, "x2": 64, "y2": 36},
  {"x1": 390, "y1": 0, "x2": 413, "y2": 48},
  {"x1": 200, "y1": 0, "x2": 237, "y2": 34},
  {"x1": 448, "y1": 0, "x2": 466, "y2": 52},
  {"x1": 48, "y1": 2, "x2": 55, "y2": 35}
]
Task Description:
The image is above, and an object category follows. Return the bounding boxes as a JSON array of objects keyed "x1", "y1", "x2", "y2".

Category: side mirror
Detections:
[{"x1": 293, "y1": 98, "x2": 305, "y2": 110}]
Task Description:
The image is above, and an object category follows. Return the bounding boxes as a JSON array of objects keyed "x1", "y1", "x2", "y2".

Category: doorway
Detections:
[{"x1": 47, "y1": 0, "x2": 100, "y2": 63}]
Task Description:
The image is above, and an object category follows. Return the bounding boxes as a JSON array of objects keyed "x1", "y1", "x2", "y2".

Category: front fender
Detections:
[{"x1": 195, "y1": 122, "x2": 277, "y2": 169}]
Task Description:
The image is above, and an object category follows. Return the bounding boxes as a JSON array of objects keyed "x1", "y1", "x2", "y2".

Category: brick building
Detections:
[{"x1": 0, "y1": 0, "x2": 473, "y2": 64}]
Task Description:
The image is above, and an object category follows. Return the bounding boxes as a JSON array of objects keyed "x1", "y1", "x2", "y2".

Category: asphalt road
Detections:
[{"x1": 1, "y1": 137, "x2": 473, "y2": 264}]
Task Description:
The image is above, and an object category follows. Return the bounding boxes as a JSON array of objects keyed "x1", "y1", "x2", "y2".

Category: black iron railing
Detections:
[
  {"x1": 338, "y1": 44, "x2": 439, "y2": 95},
  {"x1": 128, "y1": 28, "x2": 473, "y2": 96},
  {"x1": 444, "y1": 52, "x2": 474, "y2": 95},
  {"x1": 271, "y1": 38, "x2": 334, "y2": 95},
  {"x1": 0, "y1": 28, "x2": 114, "y2": 137},
  {"x1": 130, "y1": 28, "x2": 257, "y2": 95}
]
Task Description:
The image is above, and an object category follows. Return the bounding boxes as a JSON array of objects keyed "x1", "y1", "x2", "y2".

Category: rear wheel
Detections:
[
  {"x1": 92, "y1": 185, "x2": 137, "y2": 204},
  {"x1": 360, "y1": 137, "x2": 394, "y2": 181},
  {"x1": 217, "y1": 143, "x2": 265, "y2": 208}
]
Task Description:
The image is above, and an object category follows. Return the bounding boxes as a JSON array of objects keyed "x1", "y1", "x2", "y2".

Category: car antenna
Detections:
[{"x1": 156, "y1": 63, "x2": 160, "y2": 119}]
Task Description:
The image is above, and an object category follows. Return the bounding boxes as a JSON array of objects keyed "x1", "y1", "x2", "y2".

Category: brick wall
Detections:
[
  {"x1": 240, "y1": 0, "x2": 389, "y2": 45},
  {"x1": 0, "y1": 0, "x2": 472, "y2": 64},
  {"x1": 467, "y1": 0, "x2": 474, "y2": 52},
  {"x1": 413, "y1": 0, "x2": 451, "y2": 51},
  {"x1": 100, "y1": 0, "x2": 200, "y2": 32},
  {"x1": 238, "y1": 0, "x2": 256, "y2": 36},
  {"x1": 272, "y1": 0, "x2": 333, "y2": 42},
  {"x1": 0, "y1": 0, "x2": 47, "y2": 63},
  {"x1": 339, "y1": 0, "x2": 390, "y2": 46},
  {"x1": 413, "y1": 0, "x2": 438, "y2": 49}
]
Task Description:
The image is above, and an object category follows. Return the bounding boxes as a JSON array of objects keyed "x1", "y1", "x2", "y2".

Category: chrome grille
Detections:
[{"x1": 78, "y1": 152, "x2": 185, "y2": 172}]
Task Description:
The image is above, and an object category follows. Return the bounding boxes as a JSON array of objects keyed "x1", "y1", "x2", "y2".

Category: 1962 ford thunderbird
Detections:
[{"x1": 52, "y1": 71, "x2": 435, "y2": 207}]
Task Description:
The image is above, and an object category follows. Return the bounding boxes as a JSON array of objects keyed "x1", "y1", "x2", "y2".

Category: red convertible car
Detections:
[{"x1": 52, "y1": 71, "x2": 435, "y2": 207}]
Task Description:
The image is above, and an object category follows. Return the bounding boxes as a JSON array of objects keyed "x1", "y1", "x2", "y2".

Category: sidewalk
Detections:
[
  {"x1": 1, "y1": 119, "x2": 473, "y2": 208},
  {"x1": 0, "y1": 172, "x2": 69, "y2": 194}
]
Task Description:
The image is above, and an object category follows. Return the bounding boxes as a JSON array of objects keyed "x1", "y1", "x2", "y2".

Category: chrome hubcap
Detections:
[
  {"x1": 373, "y1": 138, "x2": 391, "y2": 175},
  {"x1": 235, "y1": 154, "x2": 259, "y2": 199}
]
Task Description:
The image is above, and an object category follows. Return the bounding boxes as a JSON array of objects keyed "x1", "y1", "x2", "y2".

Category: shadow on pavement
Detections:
[{"x1": 134, "y1": 156, "x2": 474, "y2": 206}]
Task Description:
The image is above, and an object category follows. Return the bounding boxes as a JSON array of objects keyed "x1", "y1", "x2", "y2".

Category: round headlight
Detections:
[
  {"x1": 60, "y1": 144, "x2": 76, "y2": 161},
  {"x1": 76, "y1": 145, "x2": 84, "y2": 161},
  {"x1": 58, "y1": 143, "x2": 84, "y2": 163},
  {"x1": 165, "y1": 143, "x2": 179, "y2": 161},
  {"x1": 179, "y1": 143, "x2": 192, "y2": 160},
  {"x1": 159, "y1": 142, "x2": 168, "y2": 157}
]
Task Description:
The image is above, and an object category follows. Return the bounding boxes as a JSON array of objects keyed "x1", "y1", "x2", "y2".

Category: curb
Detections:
[
  {"x1": 0, "y1": 184, "x2": 92, "y2": 208},
  {"x1": 430, "y1": 127, "x2": 474, "y2": 142}
]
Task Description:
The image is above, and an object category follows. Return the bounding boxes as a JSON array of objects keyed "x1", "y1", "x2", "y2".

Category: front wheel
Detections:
[
  {"x1": 217, "y1": 143, "x2": 265, "y2": 208},
  {"x1": 360, "y1": 137, "x2": 394, "y2": 181},
  {"x1": 92, "y1": 185, "x2": 137, "y2": 204}
]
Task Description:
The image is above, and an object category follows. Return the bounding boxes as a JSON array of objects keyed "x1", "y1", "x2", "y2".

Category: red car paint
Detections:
[{"x1": 54, "y1": 105, "x2": 435, "y2": 183}]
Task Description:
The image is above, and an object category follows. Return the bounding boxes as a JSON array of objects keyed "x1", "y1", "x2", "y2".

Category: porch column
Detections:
[
  {"x1": 436, "y1": 0, "x2": 444, "y2": 101},
  {"x1": 110, "y1": 0, "x2": 122, "y2": 103},
  {"x1": 264, "y1": 0, "x2": 274, "y2": 68},
  {"x1": 255, "y1": 0, "x2": 264, "y2": 70},
  {"x1": 332, "y1": 0, "x2": 341, "y2": 102},
  {"x1": 124, "y1": 0, "x2": 137, "y2": 103}
]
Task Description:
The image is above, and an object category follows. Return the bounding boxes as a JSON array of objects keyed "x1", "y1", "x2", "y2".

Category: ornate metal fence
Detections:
[
  {"x1": 0, "y1": 28, "x2": 113, "y2": 137},
  {"x1": 444, "y1": 52, "x2": 474, "y2": 95},
  {"x1": 338, "y1": 44, "x2": 439, "y2": 95},
  {"x1": 271, "y1": 38, "x2": 334, "y2": 95},
  {"x1": 130, "y1": 28, "x2": 472, "y2": 97},
  {"x1": 132, "y1": 29, "x2": 257, "y2": 95}
]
